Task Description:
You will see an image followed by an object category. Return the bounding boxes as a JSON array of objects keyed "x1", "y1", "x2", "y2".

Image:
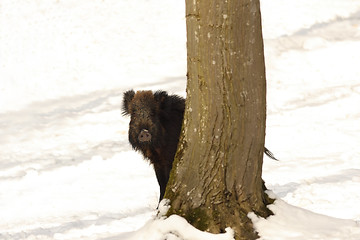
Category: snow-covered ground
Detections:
[{"x1": 1, "y1": 0, "x2": 360, "y2": 239}]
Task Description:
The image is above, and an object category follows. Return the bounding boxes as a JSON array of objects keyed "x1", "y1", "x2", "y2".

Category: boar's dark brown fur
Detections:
[{"x1": 122, "y1": 90, "x2": 185, "y2": 201}]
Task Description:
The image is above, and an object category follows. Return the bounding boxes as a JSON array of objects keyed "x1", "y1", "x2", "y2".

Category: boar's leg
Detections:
[{"x1": 153, "y1": 163, "x2": 171, "y2": 202}]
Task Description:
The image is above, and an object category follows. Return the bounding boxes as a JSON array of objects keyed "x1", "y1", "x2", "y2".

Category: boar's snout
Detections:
[{"x1": 138, "y1": 129, "x2": 152, "y2": 142}]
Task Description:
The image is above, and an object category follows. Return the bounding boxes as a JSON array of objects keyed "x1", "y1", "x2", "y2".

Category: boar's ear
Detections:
[
  {"x1": 168, "y1": 94, "x2": 185, "y2": 113},
  {"x1": 154, "y1": 90, "x2": 185, "y2": 114},
  {"x1": 154, "y1": 90, "x2": 169, "y2": 110},
  {"x1": 122, "y1": 90, "x2": 135, "y2": 115}
]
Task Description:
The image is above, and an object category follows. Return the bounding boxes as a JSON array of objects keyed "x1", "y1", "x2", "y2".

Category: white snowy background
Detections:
[{"x1": 1, "y1": 0, "x2": 360, "y2": 239}]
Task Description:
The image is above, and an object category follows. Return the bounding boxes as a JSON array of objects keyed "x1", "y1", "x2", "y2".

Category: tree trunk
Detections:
[{"x1": 164, "y1": 0, "x2": 273, "y2": 239}]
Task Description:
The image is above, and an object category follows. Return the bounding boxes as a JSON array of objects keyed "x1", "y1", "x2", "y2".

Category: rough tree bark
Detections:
[{"x1": 164, "y1": 0, "x2": 273, "y2": 239}]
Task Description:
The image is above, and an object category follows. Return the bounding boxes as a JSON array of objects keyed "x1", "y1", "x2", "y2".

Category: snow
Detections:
[
  {"x1": 249, "y1": 196, "x2": 360, "y2": 240},
  {"x1": 1, "y1": 0, "x2": 360, "y2": 239},
  {"x1": 121, "y1": 200, "x2": 234, "y2": 240}
]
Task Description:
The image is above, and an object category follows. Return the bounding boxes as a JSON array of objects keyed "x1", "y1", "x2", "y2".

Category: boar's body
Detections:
[
  {"x1": 122, "y1": 90, "x2": 185, "y2": 201},
  {"x1": 123, "y1": 90, "x2": 277, "y2": 202}
]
